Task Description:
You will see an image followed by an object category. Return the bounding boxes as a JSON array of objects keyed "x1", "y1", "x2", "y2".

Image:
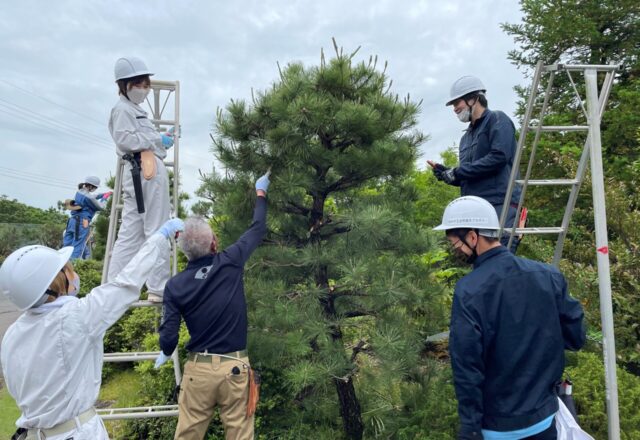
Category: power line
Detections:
[
  {"x1": 0, "y1": 98, "x2": 113, "y2": 149},
  {"x1": 0, "y1": 79, "x2": 105, "y2": 126},
  {"x1": 0, "y1": 166, "x2": 77, "y2": 186},
  {"x1": 0, "y1": 171, "x2": 74, "y2": 190},
  {"x1": 0, "y1": 107, "x2": 113, "y2": 151}
]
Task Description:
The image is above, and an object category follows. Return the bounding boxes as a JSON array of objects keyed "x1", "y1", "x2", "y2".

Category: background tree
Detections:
[
  {"x1": 0, "y1": 195, "x2": 68, "y2": 260},
  {"x1": 502, "y1": 0, "x2": 640, "y2": 377},
  {"x1": 199, "y1": 41, "x2": 447, "y2": 439}
]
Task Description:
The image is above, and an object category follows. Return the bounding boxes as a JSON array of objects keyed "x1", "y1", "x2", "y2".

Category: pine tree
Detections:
[{"x1": 200, "y1": 41, "x2": 446, "y2": 439}]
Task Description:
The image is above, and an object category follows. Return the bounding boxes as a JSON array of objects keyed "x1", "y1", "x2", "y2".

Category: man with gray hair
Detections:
[{"x1": 156, "y1": 171, "x2": 270, "y2": 440}]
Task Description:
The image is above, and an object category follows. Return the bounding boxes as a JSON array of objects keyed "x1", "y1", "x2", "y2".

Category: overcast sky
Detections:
[{"x1": 0, "y1": 0, "x2": 526, "y2": 212}]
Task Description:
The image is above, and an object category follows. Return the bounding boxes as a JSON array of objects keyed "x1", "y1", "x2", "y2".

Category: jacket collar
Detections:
[
  {"x1": 467, "y1": 107, "x2": 491, "y2": 130},
  {"x1": 473, "y1": 245, "x2": 509, "y2": 269},
  {"x1": 186, "y1": 253, "x2": 215, "y2": 269}
]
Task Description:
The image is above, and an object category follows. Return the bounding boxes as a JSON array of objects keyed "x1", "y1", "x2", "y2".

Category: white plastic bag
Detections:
[{"x1": 555, "y1": 397, "x2": 595, "y2": 440}]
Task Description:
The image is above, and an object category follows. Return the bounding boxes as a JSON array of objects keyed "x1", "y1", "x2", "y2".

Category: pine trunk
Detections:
[
  {"x1": 312, "y1": 192, "x2": 364, "y2": 440},
  {"x1": 334, "y1": 376, "x2": 364, "y2": 440}
]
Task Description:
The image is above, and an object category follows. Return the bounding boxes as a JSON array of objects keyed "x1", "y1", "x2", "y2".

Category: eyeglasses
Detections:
[{"x1": 448, "y1": 238, "x2": 464, "y2": 251}]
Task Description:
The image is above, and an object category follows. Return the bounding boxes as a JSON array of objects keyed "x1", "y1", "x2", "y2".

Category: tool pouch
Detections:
[
  {"x1": 140, "y1": 150, "x2": 157, "y2": 180},
  {"x1": 246, "y1": 368, "x2": 261, "y2": 418}
]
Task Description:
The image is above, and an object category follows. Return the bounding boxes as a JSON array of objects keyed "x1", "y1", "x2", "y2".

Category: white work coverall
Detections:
[
  {"x1": 1, "y1": 234, "x2": 169, "y2": 440},
  {"x1": 107, "y1": 95, "x2": 170, "y2": 296}
]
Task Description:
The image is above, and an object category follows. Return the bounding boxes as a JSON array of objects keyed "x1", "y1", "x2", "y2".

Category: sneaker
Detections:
[{"x1": 147, "y1": 293, "x2": 163, "y2": 303}]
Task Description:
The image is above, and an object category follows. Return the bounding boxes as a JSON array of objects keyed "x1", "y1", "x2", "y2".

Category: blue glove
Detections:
[
  {"x1": 255, "y1": 171, "x2": 271, "y2": 193},
  {"x1": 161, "y1": 134, "x2": 174, "y2": 148},
  {"x1": 154, "y1": 352, "x2": 171, "y2": 369},
  {"x1": 157, "y1": 218, "x2": 184, "y2": 239}
]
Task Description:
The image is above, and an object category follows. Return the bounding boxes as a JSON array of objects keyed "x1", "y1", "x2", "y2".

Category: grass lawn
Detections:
[
  {"x1": 99, "y1": 368, "x2": 144, "y2": 439},
  {"x1": 0, "y1": 384, "x2": 20, "y2": 438},
  {"x1": 0, "y1": 369, "x2": 143, "y2": 439}
]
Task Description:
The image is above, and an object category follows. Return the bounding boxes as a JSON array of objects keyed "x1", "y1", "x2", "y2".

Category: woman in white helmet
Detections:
[
  {"x1": 107, "y1": 56, "x2": 174, "y2": 302},
  {"x1": 0, "y1": 218, "x2": 183, "y2": 440},
  {"x1": 62, "y1": 176, "x2": 112, "y2": 260}
]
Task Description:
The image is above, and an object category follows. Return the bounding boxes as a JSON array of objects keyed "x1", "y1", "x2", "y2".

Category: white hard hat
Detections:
[
  {"x1": 0, "y1": 245, "x2": 73, "y2": 311},
  {"x1": 446, "y1": 75, "x2": 486, "y2": 106},
  {"x1": 434, "y1": 196, "x2": 500, "y2": 237},
  {"x1": 83, "y1": 176, "x2": 100, "y2": 187},
  {"x1": 114, "y1": 57, "x2": 154, "y2": 81}
]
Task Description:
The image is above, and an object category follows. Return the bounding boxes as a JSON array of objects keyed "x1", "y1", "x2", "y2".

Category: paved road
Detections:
[{"x1": 0, "y1": 295, "x2": 21, "y2": 386}]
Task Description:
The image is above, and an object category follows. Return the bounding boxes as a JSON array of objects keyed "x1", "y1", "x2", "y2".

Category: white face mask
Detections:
[
  {"x1": 127, "y1": 87, "x2": 149, "y2": 105},
  {"x1": 69, "y1": 274, "x2": 80, "y2": 296},
  {"x1": 457, "y1": 108, "x2": 471, "y2": 123}
]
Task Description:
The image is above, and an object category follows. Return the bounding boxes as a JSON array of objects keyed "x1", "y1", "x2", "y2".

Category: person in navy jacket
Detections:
[
  {"x1": 429, "y1": 76, "x2": 522, "y2": 253},
  {"x1": 156, "y1": 171, "x2": 270, "y2": 440},
  {"x1": 434, "y1": 196, "x2": 585, "y2": 440}
]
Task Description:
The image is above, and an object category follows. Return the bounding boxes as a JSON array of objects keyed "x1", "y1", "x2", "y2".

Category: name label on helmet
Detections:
[{"x1": 449, "y1": 217, "x2": 489, "y2": 224}]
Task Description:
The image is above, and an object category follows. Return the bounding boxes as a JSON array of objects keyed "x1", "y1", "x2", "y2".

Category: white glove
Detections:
[
  {"x1": 157, "y1": 218, "x2": 184, "y2": 239},
  {"x1": 154, "y1": 352, "x2": 171, "y2": 369}
]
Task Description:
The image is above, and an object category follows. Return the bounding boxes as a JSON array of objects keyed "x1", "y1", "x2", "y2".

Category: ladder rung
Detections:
[
  {"x1": 98, "y1": 404, "x2": 179, "y2": 420},
  {"x1": 130, "y1": 300, "x2": 163, "y2": 308},
  {"x1": 150, "y1": 119, "x2": 177, "y2": 126},
  {"x1": 516, "y1": 179, "x2": 579, "y2": 186},
  {"x1": 528, "y1": 125, "x2": 589, "y2": 132},
  {"x1": 103, "y1": 351, "x2": 162, "y2": 362},
  {"x1": 544, "y1": 63, "x2": 622, "y2": 73},
  {"x1": 164, "y1": 161, "x2": 174, "y2": 167},
  {"x1": 514, "y1": 227, "x2": 565, "y2": 235},
  {"x1": 115, "y1": 203, "x2": 124, "y2": 210}
]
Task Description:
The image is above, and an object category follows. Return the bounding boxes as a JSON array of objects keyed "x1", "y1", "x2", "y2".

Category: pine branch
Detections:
[
  {"x1": 350, "y1": 339, "x2": 369, "y2": 362},
  {"x1": 332, "y1": 288, "x2": 369, "y2": 298},
  {"x1": 318, "y1": 225, "x2": 351, "y2": 240},
  {"x1": 343, "y1": 310, "x2": 375, "y2": 318},
  {"x1": 282, "y1": 200, "x2": 311, "y2": 216}
]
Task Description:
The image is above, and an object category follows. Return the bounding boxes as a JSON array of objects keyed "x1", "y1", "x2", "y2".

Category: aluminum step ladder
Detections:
[
  {"x1": 98, "y1": 79, "x2": 182, "y2": 420},
  {"x1": 499, "y1": 62, "x2": 621, "y2": 440}
]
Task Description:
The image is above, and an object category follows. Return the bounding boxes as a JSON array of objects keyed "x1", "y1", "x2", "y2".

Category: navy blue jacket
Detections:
[
  {"x1": 455, "y1": 109, "x2": 521, "y2": 207},
  {"x1": 449, "y1": 246, "x2": 585, "y2": 435},
  {"x1": 159, "y1": 196, "x2": 267, "y2": 355}
]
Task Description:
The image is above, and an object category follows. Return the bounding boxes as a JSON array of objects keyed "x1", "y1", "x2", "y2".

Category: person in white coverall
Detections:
[
  {"x1": 107, "y1": 56, "x2": 175, "y2": 302},
  {"x1": 0, "y1": 218, "x2": 184, "y2": 440}
]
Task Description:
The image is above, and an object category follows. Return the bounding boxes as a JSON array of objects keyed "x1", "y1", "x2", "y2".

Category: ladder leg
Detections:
[
  {"x1": 102, "y1": 159, "x2": 124, "y2": 283},
  {"x1": 500, "y1": 61, "x2": 544, "y2": 234},
  {"x1": 507, "y1": 70, "x2": 557, "y2": 249},
  {"x1": 585, "y1": 69, "x2": 620, "y2": 440}
]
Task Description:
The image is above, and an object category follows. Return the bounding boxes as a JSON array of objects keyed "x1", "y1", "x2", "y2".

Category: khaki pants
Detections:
[{"x1": 175, "y1": 355, "x2": 254, "y2": 440}]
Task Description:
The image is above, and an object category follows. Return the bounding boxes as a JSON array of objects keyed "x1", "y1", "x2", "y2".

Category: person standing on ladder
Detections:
[
  {"x1": 107, "y1": 56, "x2": 175, "y2": 302},
  {"x1": 428, "y1": 75, "x2": 523, "y2": 253},
  {"x1": 0, "y1": 218, "x2": 184, "y2": 440},
  {"x1": 155, "y1": 172, "x2": 270, "y2": 440},
  {"x1": 62, "y1": 176, "x2": 112, "y2": 260},
  {"x1": 434, "y1": 196, "x2": 586, "y2": 440}
]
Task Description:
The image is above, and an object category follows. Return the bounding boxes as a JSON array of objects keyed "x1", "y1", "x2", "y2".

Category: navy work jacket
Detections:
[
  {"x1": 449, "y1": 246, "x2": 585, "y2": 435},
  {"x1": 159, "y1": 197, "x2": 267, "y2": 355},
  {"x1": 456, "y1": 109, "x2": 522, "y2": 206}
]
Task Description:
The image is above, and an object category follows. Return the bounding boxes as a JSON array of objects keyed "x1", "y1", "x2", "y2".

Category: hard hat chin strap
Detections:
[{"x1": 455, "y1": 230, "x2": 478, "y2": 264}]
